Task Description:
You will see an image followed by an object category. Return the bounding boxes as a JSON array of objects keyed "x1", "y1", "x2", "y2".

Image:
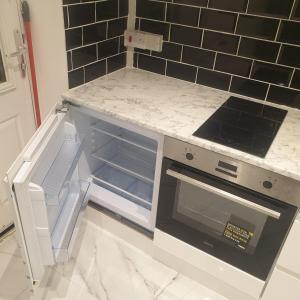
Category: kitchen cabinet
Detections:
[
  {"x1": 5, "y1": 102, "x2": 163, "y2": 287},
  {"x1": 262, "y1": 268, "x2": 300, "y2": 300},
  {"x1": 276, "y1": 214, "x2": 300, "y2": 275}
]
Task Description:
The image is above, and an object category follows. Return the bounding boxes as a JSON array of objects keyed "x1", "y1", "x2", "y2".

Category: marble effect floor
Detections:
[{"x1": 0, "y1": 220, "x2": 228, "y2": 300}]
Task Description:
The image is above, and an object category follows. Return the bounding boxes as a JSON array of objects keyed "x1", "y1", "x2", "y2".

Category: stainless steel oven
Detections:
[{"x1": 156, "y1": 137, "x2": 299, "y2": 281}]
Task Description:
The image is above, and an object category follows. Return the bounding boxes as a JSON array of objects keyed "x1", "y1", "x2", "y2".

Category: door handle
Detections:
[
  {"x1": 166, "y1": 169, "x2": 281, "y2": 219},
  {"x1": 6, "y1": 29, "x2": 26, "y2": 77}
]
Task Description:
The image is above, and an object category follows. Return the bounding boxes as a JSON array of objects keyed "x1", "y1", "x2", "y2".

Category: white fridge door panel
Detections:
[{"x1": 5, "y1": 106, "x2": 88, "y2": 286}]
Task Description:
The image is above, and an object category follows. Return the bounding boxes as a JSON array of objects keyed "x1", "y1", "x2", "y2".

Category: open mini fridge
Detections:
[{"x1": 5, "y1": 102, "x2": 163, "y2": 286}]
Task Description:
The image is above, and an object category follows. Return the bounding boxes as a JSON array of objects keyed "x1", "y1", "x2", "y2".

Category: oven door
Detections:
[{"x1": 156, "y1": 158, "x2": 297, "y2": 281}]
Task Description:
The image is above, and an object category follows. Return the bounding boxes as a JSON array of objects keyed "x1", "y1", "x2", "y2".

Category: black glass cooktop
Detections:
[{"x1": 193, "y1": 96, "x2": 288, "y2": 157}]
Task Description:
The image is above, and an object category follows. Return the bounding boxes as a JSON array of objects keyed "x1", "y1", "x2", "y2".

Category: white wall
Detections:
[{"x1": 26, "y1": 0, "x2": 68, "y2": 120}]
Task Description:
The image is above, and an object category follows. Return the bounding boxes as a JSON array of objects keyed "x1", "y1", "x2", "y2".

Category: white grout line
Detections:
[
  {"x1": 138, "y1": 16, "x2": 300, "y2": 48},
  {"x1": 234, "y1": 13, "x2": 240, "y2": 34},
  {"x1": 275, "y1": 44, "x2": 283, "y2": 64},
  {"x1": 274, "y1": 19, "x2": 282, "y2": 41},
  {"x1": 228, "y1": 75, "x2": 233, "y2": 91},
  {"x1": 69, "y1": 51, "x2": 127, "y2": 73},
  {"x1": 264, "y1": 84, "x2": 271, "y2": 101},
  {"x1": 289, "y1": 0, "x2": 297, "y2": 19},
  {"x1": 289, "y1": 68, "x2": 296, "y2": 87},
  {"x1": 67, "y1": 16, "x2": 127, "y2": 30},
  {"x1": 200, "y1": 28, "x2": 205, "y2": 47},
  {"x1": 136, "y1": 52, "x2": 300, "y2": 92},
  {"x1": 249, "y1": 60, "x2": 255, "y2": 78},
  {"x1": 194, "y1": 67, "x2": 199, "y2": 83},
  {"x1": 236, "y1": 35, "x2": 242, "y2": 54},
  {"x1": 145, "y1": 0, "x2": 300, "y2": 23}
]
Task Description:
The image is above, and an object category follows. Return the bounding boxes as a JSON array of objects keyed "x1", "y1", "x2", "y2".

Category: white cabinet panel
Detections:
[
  {"x1": 262, "y1": 268, "x2": 300, "y2": 300},
  {"x1": 277, "y1": 214, "x2": 300, "y2": 275}
]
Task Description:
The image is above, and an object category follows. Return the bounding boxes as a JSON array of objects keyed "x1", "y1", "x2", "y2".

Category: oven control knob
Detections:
[
  {"x1": 186, "y1": 153, "x2": 194, "y2": 161},
  {"x1": 263, "y1": 181, "x2": 273, "y2": 189}
]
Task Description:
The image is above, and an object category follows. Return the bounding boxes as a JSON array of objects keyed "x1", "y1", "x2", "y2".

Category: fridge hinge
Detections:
[{"x1": 56, "y1": 100, "x2": 80, "y2": 113}]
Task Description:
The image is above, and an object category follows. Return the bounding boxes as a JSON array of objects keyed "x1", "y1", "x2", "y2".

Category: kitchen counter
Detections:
[{"x1": 62, "y1": 68, "x2": 300, "y2": 181}]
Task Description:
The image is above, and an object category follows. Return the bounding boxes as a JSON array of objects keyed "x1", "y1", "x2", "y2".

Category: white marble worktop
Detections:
[{"x1": 62, "y1": 68, "x2": 300, "y2": 181}]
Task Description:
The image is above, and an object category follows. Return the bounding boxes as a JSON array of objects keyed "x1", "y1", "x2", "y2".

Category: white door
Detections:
[{"x1": 0, "y1": 0, "x2": 36, "y2": 232}]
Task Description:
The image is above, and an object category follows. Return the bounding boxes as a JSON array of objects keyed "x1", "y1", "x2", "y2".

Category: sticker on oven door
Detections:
[{"x1": 223, "y1": 216, "x2": 254, "y2": 250}]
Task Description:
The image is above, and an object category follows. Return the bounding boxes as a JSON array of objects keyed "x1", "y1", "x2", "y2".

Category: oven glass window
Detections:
[{"x1": 173, "y1": 178, "x2": 267, "y2": 254}]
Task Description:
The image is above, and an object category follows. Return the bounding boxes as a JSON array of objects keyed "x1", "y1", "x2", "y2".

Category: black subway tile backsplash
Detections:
[
  {"x1": 208, "y1": 0, "x2": 247, "y2": 12},
  {"x1": 230, "y1": 77, "x2": 269, "y2": 100},
  {"x1": 96, "y1": 0, "x2": 118, "y2": 21},
  {"x1": 138, "y1": 54, "x2": 166, "y2": 75},
  {"x1": 64, "y1": 0, "x2": 300, "y2": 110},
  {"x1": 83, "y1": 23, "x2": 107, "y2": 45},
  {"x1": 108, "y1": 17, "x2": 127, "y2": 38},
  {"x1": 202, "y1": 31, "x2": 239, "y2": 54},
  {"x1": 200, "y1": 9, "x2": 237, "y2": 33},
  {"x1": 136, "y1": 0, "x2": 166, "y2": 21},
  {"x1": 268, "y1": 86, "x2": 300, "y2": 109},
  {"x1": 166, "y1": 61, "x2": 197, "y2": 82},
  {"x1": 277, "y1": 21, "x2": 300, "y2": 45},
  {"x1": 166, "y1": 3, "x2": 200, "y2": 27},
  {"x1": 278, "y1": 45, "x2": 300, "y2": 68},
  {"x1": 98, "y1": 37, "x2": 119, "y2": 60},
  {"x1": 170, "y1": 24, "x2": 202, "y2": 47},
  {"x1": 247, "y1": 0, "x2": 294, "y2": 18},
  {"x1": 64, "y1": 0, "x2": 128, "y2": 88},
  {"x1": 215, "y1": 54, "x2": 252, "y2": 77},
  {"x1": 107, "y1": 53, "x2": 126, "y2": 73},
  {"x1": 197, "y1": 68, "x2": 231, "y2": 91},
  {"x1": 65, "y1": 28, "x2": 82, "y2": 50},
  {"x1": 291, "y1": 70, "x2": 300, "y2": 90},
  {"x1": 68, "y1": 68, "x2": 84, "y2": 88},
  {"x1": 68, "y1": 3, "x2": 95, "y2": 27},
  {"x1": 182, "y1": 46, "x2": 215, "y2": 68},
  {"x1": 174, "y1": 0, "x2": 207, "y2": 6},
  {"x1": 85, "y1": 60, "x2": 106, "y2": 82},
  {"x1": 251, "y1": 62, "x2": 292, "y2": 86},
  {"x1": 72, "y1": 44, "x2": 97, "y2": 69},
  {"x1": 238, "y1": 38, "x2": 280, "y2": 63},
  {"x1": 138, "y1": 19, "x2": 170, "y2": 40},
  {"x1": 152, "y1": 42, "x2": 182, "y2": 61},
  {"x1": 236, "y1": 15, "x2": 279, "y2": 40}
]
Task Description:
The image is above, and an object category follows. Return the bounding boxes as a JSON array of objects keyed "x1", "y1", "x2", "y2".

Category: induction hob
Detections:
[{"x1": 193, "y1": 96, "x2": 287, "y2": 157}]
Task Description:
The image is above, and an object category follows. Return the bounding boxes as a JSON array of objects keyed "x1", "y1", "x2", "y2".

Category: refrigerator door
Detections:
[{"x1": 5, "y1": 105, "x2": 89, "y2": 286}]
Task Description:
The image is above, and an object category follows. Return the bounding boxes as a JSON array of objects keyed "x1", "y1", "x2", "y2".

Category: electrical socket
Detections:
[{"x1": 124, "y1": 30, "x2": 163, "y2": 52}]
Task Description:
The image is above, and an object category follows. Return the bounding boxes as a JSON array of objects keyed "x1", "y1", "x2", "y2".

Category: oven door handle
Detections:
[{"x1": 166, "y1": 169, "x2": 281, "y2": 219}]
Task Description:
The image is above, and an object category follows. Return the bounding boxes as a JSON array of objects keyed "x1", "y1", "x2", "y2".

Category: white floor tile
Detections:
[{"x1": 0, "y1": 221, "x2": 228, "y2": 300}]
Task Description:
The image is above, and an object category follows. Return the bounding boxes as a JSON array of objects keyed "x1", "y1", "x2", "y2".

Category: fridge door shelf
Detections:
[
  {"x1": 34, "y1": 139, "x2": 84, "y2": 206},
  {"x1": 92, "y1": 163, "x2": 153, "y2": 210},
  {"x1": 52, "y1": 181, "x2": 89, "y2": 263},
  {"x1": 91, "y1": 120, "x2": 157, "y2": 154},
  {"x1": 91, "y1": 138, "x2": 155, "y2": 184}
]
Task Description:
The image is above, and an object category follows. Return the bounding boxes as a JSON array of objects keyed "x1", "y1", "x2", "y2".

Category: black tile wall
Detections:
[
  {"x1": 63, "y1": 0, "x2": 128, "y2": 88},
  {"x1": 134, "y1": 0, "x2": 300, "y2": 110}
]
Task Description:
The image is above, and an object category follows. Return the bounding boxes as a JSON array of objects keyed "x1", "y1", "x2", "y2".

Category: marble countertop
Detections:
[{"x1": 62, "y1": 68, "x2": 300, "y2": 181}]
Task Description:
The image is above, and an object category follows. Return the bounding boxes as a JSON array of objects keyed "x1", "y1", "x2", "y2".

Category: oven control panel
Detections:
[{"x1": 164, "y1": 136, "x2": 300, "y2": 207}]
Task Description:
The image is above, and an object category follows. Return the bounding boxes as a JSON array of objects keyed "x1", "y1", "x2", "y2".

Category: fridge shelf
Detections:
[
  {"x1": 41, "y1": 139, "x2": 83, "y2": 206},
  {"x1": 91, "y1": 139, "x2": 155, "y2": 184},
  {"x1": 92, "y1": 163, "x2": 153, "y2": 210},
  {"x1": 91, "y1": 120, "x2": 157, "y2": 154}
]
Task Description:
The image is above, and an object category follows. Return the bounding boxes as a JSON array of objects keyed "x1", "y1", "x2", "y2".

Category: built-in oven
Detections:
[{"x1": 156, "y1": 137, "x2": 298, "y2": 281}]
